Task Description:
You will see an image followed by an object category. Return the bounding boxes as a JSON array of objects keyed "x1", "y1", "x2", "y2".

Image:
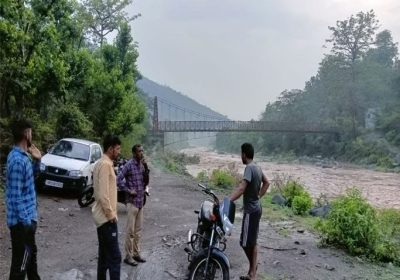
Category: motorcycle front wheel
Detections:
[
  {"x1": 189, "y1": 257, "x2": 229, "y2": 280},
  {"x1": 78, "y1": 187, "x2": 95, "y2": 207}
]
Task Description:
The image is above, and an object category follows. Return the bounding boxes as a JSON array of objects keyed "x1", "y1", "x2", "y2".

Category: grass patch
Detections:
[
  {"x1": 260, "y1": 193, "x2": 318, "y2": 233},
  {"x1": 258, "y1": 272, "x2": 274, "y2": 280}
]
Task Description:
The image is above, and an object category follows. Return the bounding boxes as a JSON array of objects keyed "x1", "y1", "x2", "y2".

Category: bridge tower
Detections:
[
  {"x1": 153, "y1": 96, "x2": 158, "y2": 132},
  {"x1": 151, "y1": 96, "x2": 164, "y2": 149}
]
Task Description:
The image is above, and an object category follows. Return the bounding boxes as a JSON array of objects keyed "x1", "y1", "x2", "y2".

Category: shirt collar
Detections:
[
  {"x1": 13, "y1": 145, "x2": 29, "y2": 157},
  {"x1": 102, "y1": 154, "x2": 113, "y2": 164}
]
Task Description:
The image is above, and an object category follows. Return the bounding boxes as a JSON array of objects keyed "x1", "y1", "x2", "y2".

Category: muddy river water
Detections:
[{"x1": 182, "y1": 147, "x2": 400, "y2": 210}]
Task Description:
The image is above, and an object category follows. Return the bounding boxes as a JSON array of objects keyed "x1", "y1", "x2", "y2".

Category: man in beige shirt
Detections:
[{"x1": 92, "y1": 134, "x2": 122, "y2": 280}]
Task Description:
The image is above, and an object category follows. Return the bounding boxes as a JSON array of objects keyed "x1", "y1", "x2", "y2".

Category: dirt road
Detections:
[{"x1": 1, "y1": 160, "x2": 400, "y2": 279}]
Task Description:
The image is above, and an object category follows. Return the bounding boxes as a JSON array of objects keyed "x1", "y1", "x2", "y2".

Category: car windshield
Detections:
[{"x1": 49, "y1": 140, "x2": 90, "y2": 161}]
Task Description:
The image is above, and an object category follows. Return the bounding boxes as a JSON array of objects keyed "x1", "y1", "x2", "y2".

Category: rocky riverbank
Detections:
[{"x1": 182, "y1": 147, "x2": 400, "y2": 209}]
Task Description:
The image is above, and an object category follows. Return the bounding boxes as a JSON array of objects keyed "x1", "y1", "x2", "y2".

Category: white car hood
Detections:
[{"x1": 42, "y1": 154, "x2": 87, "y2": 171}]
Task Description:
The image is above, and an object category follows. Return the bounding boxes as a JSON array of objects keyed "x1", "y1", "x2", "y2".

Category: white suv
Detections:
[{"x1": 39, "y1": 138, "x2": 103, "y2": 191}]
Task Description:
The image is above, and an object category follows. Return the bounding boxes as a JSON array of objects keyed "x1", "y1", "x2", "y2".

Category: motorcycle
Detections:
[
  {"x1": 77, "y1": 158, "x2": 150, "y2": 208},
  {"x1": 184, "y1": 183, "x2": 236, "y2": 280}
]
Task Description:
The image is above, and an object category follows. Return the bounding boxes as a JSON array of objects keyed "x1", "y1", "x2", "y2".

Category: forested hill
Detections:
[
  {"x1": 137, "y1": 77, "x2": 228, "y2": 121},
  {"x1": 215, "y1": 10, "x2": 400, "y2": 172}
]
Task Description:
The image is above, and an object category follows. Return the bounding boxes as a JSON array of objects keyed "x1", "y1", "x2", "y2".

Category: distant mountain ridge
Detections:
[{"x1": 136, "y1": 77, "x2": 228, "y2": 121}]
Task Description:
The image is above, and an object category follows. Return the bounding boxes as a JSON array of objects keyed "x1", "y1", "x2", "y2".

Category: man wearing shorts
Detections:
[{"x1": 227, "y1": 142, "x2": 270, "y2": 280}]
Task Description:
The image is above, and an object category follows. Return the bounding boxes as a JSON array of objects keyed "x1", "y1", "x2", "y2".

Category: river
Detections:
[{"x1": 181, "y1": 147, "x2": 400, "y2": 209}]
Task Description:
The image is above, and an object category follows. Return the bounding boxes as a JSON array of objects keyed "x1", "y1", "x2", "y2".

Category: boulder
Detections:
[
  {"x1": 271, "y1": 194, "x2": 286, "y2": 206},
  {"x1": 309, "y1": 204, "x2": 332, "y2": 218}
]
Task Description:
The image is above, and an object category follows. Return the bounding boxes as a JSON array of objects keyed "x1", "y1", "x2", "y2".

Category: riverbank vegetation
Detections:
[
  {"x1": 263, "y1": 174, "x2": 400, "y2": 266},
  {"x1": 193, "y1": 166, "x2": 400, "y2": 266},
  {"x1": 216, "y1": 10, "x2": 400, "y2": 172}
]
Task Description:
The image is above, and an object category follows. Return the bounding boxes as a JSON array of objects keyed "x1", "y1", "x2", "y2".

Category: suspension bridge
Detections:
[{"x1": 150, "y1": 97, "x2": 339, "y2": 147}]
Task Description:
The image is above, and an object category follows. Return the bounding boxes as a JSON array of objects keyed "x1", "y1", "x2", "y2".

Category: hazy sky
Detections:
[{"x1": 115, "y1": 0, "x2": 400, "y2": 120}]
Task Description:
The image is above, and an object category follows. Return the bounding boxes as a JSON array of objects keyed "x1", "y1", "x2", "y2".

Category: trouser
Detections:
[
  {"x1": 9, "y1": 221, "x2": 41, "y2": 280},
  {"x1": 124, "y1": 203, "x2": 143, "y2": 259},
  {"x1": 240, "y1": 206, "x2": 262, "y2": 248},
  {"x1": 97, "y1": 221, "x2": 121, "y2": 280}
]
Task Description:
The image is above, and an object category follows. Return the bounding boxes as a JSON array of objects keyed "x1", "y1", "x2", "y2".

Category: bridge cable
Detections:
[{"x1": 157, "y1": 97, "x2": 227, "y2": 120}]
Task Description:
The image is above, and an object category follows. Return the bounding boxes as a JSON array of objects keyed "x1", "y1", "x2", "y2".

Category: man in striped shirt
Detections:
[
  {"x1": 6, "y1": 118, "x2": 42, "y2": 280},
  {"x1": 117, "y1": 144, "x2": 149, "y2": 266}
]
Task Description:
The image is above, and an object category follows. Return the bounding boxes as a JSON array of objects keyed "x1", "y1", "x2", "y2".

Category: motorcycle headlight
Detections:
[
  {"x1": 69, "y1": 170, "x2": 83, "y2": 177},
  {"x1": 40, "y1": 163, "x2": 46, "y2": 172}
]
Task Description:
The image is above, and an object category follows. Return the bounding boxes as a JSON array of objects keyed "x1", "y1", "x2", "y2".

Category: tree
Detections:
[
  {"x1": 79, "y1": 0, "x2": 141, "y2": 46},
  {"x1": 0, "y1": 0, "x2": 75, "y2": 117},
  {"x1": 324, "y1": 10, "x2": 380, "y2": 138},
  {"x1": 326, "y1": 10, "x2": 379, "y2": 65},
  {"x1": 367, "y1": 30, "x2": 399, "y2": 67}
]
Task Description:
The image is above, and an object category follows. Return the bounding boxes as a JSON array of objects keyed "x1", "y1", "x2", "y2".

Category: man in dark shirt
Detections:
[
  {"x1": 226, "y1": 143, "x2": 270, "y2": 280},
  {"x1": 6, "y1": 118, "x2": 42, "y2": 280},
  {"x1": 117, "y1": 144, "x2": 149, "y2": 266}
]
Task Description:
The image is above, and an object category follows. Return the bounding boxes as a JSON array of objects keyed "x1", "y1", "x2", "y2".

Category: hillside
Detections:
[{"x1": 137, "y1": 77, "x2": 228, "y2": 121}]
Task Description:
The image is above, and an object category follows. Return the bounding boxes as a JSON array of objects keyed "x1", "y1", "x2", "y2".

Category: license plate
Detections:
[{"x1": 45, "y1": 180, "x2": 63, "y2": 188}]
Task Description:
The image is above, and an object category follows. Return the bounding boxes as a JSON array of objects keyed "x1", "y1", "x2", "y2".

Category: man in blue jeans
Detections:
[
  {"x1": 92, "y1": 134, "x2": 122, "y2": 280},
  {"x1": 6, "y1": 118, "x2": 42, "y2": 280}
]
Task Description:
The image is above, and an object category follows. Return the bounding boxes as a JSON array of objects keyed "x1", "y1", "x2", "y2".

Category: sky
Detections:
[{"x1": 112, "y1": 0, "x2": 400, "y2": 121}]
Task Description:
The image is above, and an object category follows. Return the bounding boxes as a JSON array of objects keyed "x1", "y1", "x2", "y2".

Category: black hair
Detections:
[
  {"x1": 241, "y1": 142, "x2": 254, "y2": 159},
  {"x1": 11, "y1": 118, "x2": 32, "y2": 143},
  {"x1": 103, "y1": 134, "x2": 121, "y2": 152},
  {"x1": 132, "y1": 144, "x2": 142, "y2": 154}
]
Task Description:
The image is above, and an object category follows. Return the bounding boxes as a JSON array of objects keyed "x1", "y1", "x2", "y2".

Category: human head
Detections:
[
  {"x1": 241, "y1": 142, "x2": 254, "y2": 164},
  {"x1": 12, "y1": 118, "x2": 33, "y2": 148},
  {"x1": 132, "y1": 144, "x2": 144, "y2": 161},
  {"x1": 103, "y1": 134, "x2": 121, "y2": 161}
]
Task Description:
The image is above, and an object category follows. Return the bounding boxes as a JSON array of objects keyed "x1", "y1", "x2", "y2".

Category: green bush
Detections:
[
  {"x1": 316, "y1": 188, "x2": 379, "y2": 254},
  {"x1": 24, "y1": 109, "x2": 57, "y2": 152},
  {"x1": 149, "y1": 150, "x2": 200, "y2": 175},
  {"x1": 197, "y1": 171, "x2": 208, "y2": 181},
  {"x1": 373, "y1": 209, "x2": 400, "y2": 265},
  {"x1": 281, "y1": 180, "x2": 305, "y2": 207},
  {"x1": 377, "y1": 156, "x2": 393, "y2": 168},
  {"x1": 385, "y1": 130, "x2": 397, "y2": 142},
  {"x1": 55, "y1": 103, "x2": 94, "y2": 140},
  {"x1": 315, "y1": 188, "x2": 385, "y2": 258},
  {"x1": 292, "y1": 192, "x2": 313, "y2": 215},
  {"x1": 210, "y1": 169, "x2": 234, "y2": 188}
]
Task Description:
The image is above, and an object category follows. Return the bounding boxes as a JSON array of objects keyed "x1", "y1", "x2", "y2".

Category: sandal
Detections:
[
  {"x1": 239, "y1": 265, "x2": 258, "y2": 280},
  {"x1": 124, "y1": 257, "x2": 138, "y2": 266},
  {"x1": 133, "y1": 255, "x2": 147, "y2": 263}
]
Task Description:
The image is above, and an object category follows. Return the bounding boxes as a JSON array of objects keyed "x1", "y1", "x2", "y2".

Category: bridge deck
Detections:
[{"x1": 155, "y1": 121, "x2": 338, "y2": 134}]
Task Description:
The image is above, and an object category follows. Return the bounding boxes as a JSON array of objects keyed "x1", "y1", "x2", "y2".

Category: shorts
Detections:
[{"x1": 240, "y1": 207, "x2": 262, "y2": 248}]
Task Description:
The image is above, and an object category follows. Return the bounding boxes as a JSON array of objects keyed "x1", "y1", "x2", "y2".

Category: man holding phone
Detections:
[{"x1": 6, "y1": 118, "x2": 42, "y2": 280}]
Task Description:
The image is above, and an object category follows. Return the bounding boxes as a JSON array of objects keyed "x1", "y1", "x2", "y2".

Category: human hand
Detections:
[
  {"x1": 109, "y1": 216, "x2": 117, "y2": 223},
  {"x1": 28, "y1": 144, "x2": 42, "y2": 161},
  {"x1": 130, "y1": 189, "x2": 137, "y2": 196}
]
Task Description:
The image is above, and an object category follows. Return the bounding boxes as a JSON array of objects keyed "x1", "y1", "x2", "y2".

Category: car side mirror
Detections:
[{"x1": 90, "y1": 158, "x2": 95, "y2": 164}]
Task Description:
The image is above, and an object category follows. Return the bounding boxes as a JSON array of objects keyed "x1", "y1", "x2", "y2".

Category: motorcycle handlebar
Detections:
[{"x1": 198, "y1": 183, "x2": 219, "y2": 204}]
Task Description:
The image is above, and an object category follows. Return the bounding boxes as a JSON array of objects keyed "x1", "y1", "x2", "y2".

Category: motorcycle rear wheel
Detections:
[
  {"x1": 78, "y1": 188, "x2": 95, "y2": 208},
  {"x1": 189, "y1": 256, "x2": 229, "y2": 280}
]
